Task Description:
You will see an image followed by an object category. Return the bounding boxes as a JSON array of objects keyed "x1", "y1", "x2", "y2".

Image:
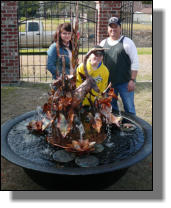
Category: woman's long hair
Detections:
[{"x1": 54, "y1": 23, "x2": 72, "y2": 56}]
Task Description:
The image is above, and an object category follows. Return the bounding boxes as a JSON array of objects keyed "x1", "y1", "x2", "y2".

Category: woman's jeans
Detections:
[{"x1": 111, "y1": 82, "x2": 136, "y2": 115}]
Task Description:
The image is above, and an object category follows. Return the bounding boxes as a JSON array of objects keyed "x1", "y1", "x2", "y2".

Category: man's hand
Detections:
[
  {"x1": 127, "y1": 80, "x2": 136, "y2": 92},
  {"x1": 128, "y1": 71, "x2": 138, "y2": 92}
]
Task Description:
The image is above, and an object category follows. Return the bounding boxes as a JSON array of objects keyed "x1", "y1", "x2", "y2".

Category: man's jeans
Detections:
[{"x1": 111, "y1": 82, "x2": 136, "y2": 115}]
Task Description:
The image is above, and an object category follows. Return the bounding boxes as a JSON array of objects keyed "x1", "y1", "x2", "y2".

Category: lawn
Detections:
[
  {"x1": 1, "y1": 52, "x2": 152, "y2": 191},
  {"x1": 137, "y1": 47, "x2": 152, "y2": 55},
  {"x1": 135, "y1": 82, "x2": 152, "y2": 124},
  {"x1": 1, "y1": 80, "x2": 152, "y2": 190},
  {"x1": 19, "y1": 47, "x2": 152, "y2": 55},
  {"x1": 133, "y1": 23, "x2": 152, "y2": 31}
]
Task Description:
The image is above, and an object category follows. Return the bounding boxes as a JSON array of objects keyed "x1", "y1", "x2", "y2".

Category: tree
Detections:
[
  {"x1": 18, "y1": 1, "x2": 40, "y2": 18},
  {"x1": 142, "y1": 1, "x2": 152, "y2": 4}
]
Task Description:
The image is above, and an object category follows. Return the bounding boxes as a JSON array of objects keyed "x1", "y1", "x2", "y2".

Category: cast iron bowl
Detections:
[{"x1": 1, "y1": 111, "x2": 152, "y2": 190}]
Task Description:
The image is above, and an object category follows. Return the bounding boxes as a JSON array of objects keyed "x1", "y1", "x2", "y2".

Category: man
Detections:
[{"x1": 100, "y1": 17, "x2": 139, "y2": 115}]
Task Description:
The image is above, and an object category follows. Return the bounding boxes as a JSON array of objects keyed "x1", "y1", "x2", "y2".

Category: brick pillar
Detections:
[
  {"x1": 96, "y1": 1, "x2": 121, "y2": 44},
  {"x1": 1, "y1": 1, "x2": 19, "y2": 84}
]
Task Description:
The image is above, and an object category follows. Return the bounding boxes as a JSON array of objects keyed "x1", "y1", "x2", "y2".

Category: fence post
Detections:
[
  {"x1": 1, "y1": 1, "x2": 19, "y2": 85},
  {"x1": 95, "y1": 1, "x2": 121, "y2": 44}
]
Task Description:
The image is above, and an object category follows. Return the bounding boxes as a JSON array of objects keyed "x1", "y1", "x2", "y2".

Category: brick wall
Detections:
[
  {"x1": 1, "y1": 1, "x2": 19, "y2": 84},
  {"x1": 96, "y1": 1, "x2": 121, "y2": 43}
]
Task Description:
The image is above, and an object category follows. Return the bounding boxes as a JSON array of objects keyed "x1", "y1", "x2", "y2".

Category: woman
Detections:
[
  {"x1": 76, "y1": 45, "x2": 109, "y2": 106},
  {"x1": 47, "y1": 23, "x2": 73, "y2": 79}
]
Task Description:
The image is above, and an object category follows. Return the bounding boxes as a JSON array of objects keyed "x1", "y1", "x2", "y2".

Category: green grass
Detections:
[
  {"x1": 19, "y1": 47, "x2": 90, "y2": 54},
  {"x1": 133, "y1": 23, "x2": 152, "y2": 31},
  {"x1": 1, "y1": 82, "x2": 152, "y2": 125},
  {"x1": 19, "y1": 47, "x2": 152, "y2": 55},
  {"x1": 19, "y1": 48, "x2": 48, "y2": 53},
  {"x1": 19, "y1": 81, "x2": 50, "y2": 90},
  {"x1": 135, "y1": 82, "x2": 152, "y2": 124},
  {"x1": 1, "y1": 87, "x2": 17, "y2": 97},
  {"x1": 137, "y1": 47, "x2": 152, "y2": 55}
]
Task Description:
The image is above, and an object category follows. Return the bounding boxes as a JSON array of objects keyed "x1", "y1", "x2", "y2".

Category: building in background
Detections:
[{"x1": 133, "y1": 1, "x2": 152, "y2": 24}]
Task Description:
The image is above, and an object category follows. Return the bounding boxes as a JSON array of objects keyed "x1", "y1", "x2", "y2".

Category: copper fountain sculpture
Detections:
[{"x1": 27, "y1": 2, "x2": 122, "y2": 154}]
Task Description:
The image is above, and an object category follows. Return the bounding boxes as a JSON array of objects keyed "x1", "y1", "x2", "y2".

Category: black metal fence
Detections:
[
  {"x1": 18, "y1": 1, "x2": 134, "y2": 83},
  {"x1": 18, "y1": 1, "x2": 97, "y2": 82},
  {"x1": 120, "y1": 1, "x2": 134, "y2": 39}
]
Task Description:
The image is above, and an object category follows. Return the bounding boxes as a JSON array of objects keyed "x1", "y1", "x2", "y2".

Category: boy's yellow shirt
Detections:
[{"x1": 76, "y1": 60, "x2": 109, "y2": 106}]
